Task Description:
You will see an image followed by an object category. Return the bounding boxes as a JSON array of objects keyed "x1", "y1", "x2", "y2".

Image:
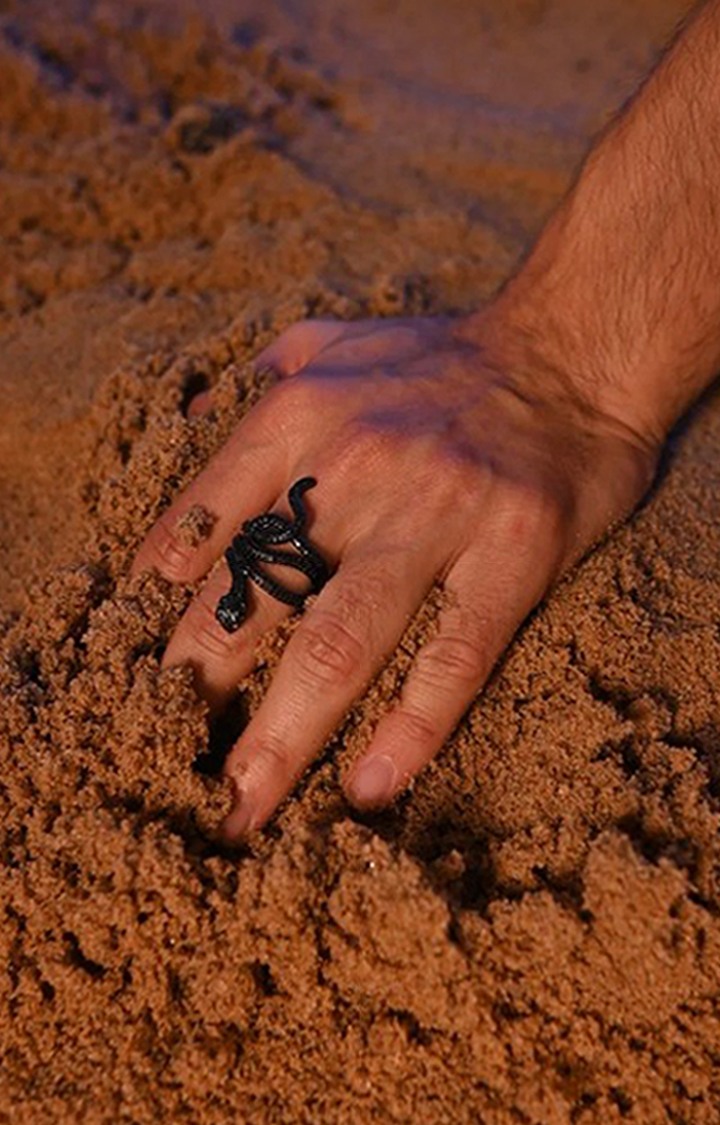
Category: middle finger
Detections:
[{"x1": 221, "y1": 534, "x2": 446, "y2": 840}]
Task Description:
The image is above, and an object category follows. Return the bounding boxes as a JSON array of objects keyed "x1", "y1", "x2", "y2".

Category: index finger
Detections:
[{"x1": 132, "y1": 417, "x2": 287, "y2": 585}]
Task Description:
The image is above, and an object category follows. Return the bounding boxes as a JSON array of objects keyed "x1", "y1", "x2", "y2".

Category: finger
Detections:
[
  {"x1": 131, "y1": 428, "x2": 288, "y2": 584},
  {"x1": 160, "y1": 470, "x2": 352, "y2": 708},
  {"x1": 221, "y1": 540, "x2": 443, "y2": 840},
  {"x1": 255, "y1": 319, "x2": 347, "y2": 377},
  {"x1": 161, "y1": 555, "x2": 291, "y2": 710},
  {"x1": 162, "y1": 483, "x2": 340, "y2": 709},
  {"x1": 343, "y1": 524, "x2": 562, "y2": 809}
]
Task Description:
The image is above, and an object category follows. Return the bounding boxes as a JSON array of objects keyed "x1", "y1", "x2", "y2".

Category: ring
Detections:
[{"x1": 215, "y1": 476, "x2": 331, "y2": 633}]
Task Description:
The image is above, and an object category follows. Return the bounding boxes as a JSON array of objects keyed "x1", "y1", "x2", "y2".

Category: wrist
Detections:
[
  {"x1": 462, "y1": 279, "x2": 663, "y2": 469},
  {"x1": 464, "y1": 178, "x2": 670, "y2": 457},
  {"x1": 465, "y1": 4, "x2": 720, "y2": 453},
  {"x1": 454, "y1": 296, "x2": 660, "y2": 558}
]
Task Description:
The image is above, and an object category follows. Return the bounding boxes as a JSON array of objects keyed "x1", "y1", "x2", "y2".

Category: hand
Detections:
[{"x1": 132, "y1": 312, "x2": 658, "y2": 841}]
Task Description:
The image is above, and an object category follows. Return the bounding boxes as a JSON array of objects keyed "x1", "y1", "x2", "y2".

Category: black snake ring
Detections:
[{"x1": 215, "y1": 476, "x2": 330, "y2": 633}]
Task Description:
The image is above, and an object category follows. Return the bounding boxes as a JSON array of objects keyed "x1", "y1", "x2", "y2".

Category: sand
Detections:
[{"x1": 2, "y1": 0, "x2": 720, "y2": 1121}]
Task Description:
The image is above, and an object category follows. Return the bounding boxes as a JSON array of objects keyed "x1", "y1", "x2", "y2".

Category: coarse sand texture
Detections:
[{"x1": 1, "y1": 1, "x2": 719, "y2": 1122}]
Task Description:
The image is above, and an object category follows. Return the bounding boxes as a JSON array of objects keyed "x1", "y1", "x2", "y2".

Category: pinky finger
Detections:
[{"x1": 343, "y1": 542, "x2": 555, "y2": 809}]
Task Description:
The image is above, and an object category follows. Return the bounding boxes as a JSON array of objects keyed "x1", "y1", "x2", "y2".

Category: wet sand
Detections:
[{"x1": 2, "y1": 1, "x2": 720, "y2": 1121}]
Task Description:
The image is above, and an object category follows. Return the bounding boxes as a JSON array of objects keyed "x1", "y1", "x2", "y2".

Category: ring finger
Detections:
[{"x1": 162, "y1": 466, "x2": 374, "y2": 709}]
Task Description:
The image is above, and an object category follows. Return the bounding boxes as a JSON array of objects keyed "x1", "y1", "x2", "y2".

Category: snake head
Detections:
[{"x1": 215, "y1": 592, "x2": 247, "y2": 633}]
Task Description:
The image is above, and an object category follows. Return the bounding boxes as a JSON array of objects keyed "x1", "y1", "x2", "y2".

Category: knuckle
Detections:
[
  {"x1": 503, "y1": 481, "x2": 570, "y2": 546},
  {"x1": 334, "y1": 567, "x2": 395, "y2": 619},
  {"x1": 293, "y1": 612, "x2": 367, "y2": 687},
  {"x1": 229, "y1": 735, "x2": 295, "y2": 792},
  {"x1": 395, "y1": 705, "x2": 441, "y2": 747},
  {"x1": 261, "y1": 375, "x2": 319, "y2": 434},
  {"x1": 350, "y1": 568, "x2": 394, "y2": 615},
  {"x1": 409, "y1": 440, "x2": 488, "y2": 513},
  {"x1": 255, "y1": 736, "x2": 293, "y2": 780},
  {"x1": 143, "y1": 513, "x2": 198, "y2": 581},
  {"x1": 333, "y1": 418, "x2": 396, "y2": 476},
  {"x1": 420, "y1": 633, "x2": 485, "y2": 690}
]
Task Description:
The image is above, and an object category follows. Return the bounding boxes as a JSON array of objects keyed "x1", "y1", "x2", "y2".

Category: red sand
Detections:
[{"x1": 2, "y1": 1, "x2": 720, "y2": 1121}]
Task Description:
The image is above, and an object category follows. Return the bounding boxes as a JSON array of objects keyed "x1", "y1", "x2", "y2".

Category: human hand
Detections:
[{"x1": 132, "y1": 313, "x2": 659, "y2": 840}]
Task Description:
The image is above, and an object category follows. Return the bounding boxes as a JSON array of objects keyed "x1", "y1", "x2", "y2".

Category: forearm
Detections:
[{"x1": 476, "y1": 0, "x2": 720, "y2": 448}]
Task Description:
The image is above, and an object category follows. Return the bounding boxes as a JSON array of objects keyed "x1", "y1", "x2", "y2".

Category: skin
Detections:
[{"x1": 133, "y1": 0, "x2": 720, "y2": 841}]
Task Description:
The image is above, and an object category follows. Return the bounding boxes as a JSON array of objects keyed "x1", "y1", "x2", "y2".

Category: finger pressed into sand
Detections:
[
  {"x1": 131, "y1": 432, "x2": 287, "y2": 584},
  {"x1": 221, "y1": 542, "x2": 440, "y2": 841},
  {"x1": 343, "y1": 524, "x2": 562, "y2": 809}
]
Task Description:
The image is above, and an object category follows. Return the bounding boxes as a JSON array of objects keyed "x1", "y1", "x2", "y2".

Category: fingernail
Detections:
[
  {"x1": 223, "y1": 784, "x2": 256, "y2": 841},
  {"x1": 348, "y1": 755, "x2": 397, "y2": 808}
]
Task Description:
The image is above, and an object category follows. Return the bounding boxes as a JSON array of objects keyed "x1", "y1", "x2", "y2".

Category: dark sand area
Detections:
[{"x1": 2, "y1": 1, "x2": 720, "y2": 1121}]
